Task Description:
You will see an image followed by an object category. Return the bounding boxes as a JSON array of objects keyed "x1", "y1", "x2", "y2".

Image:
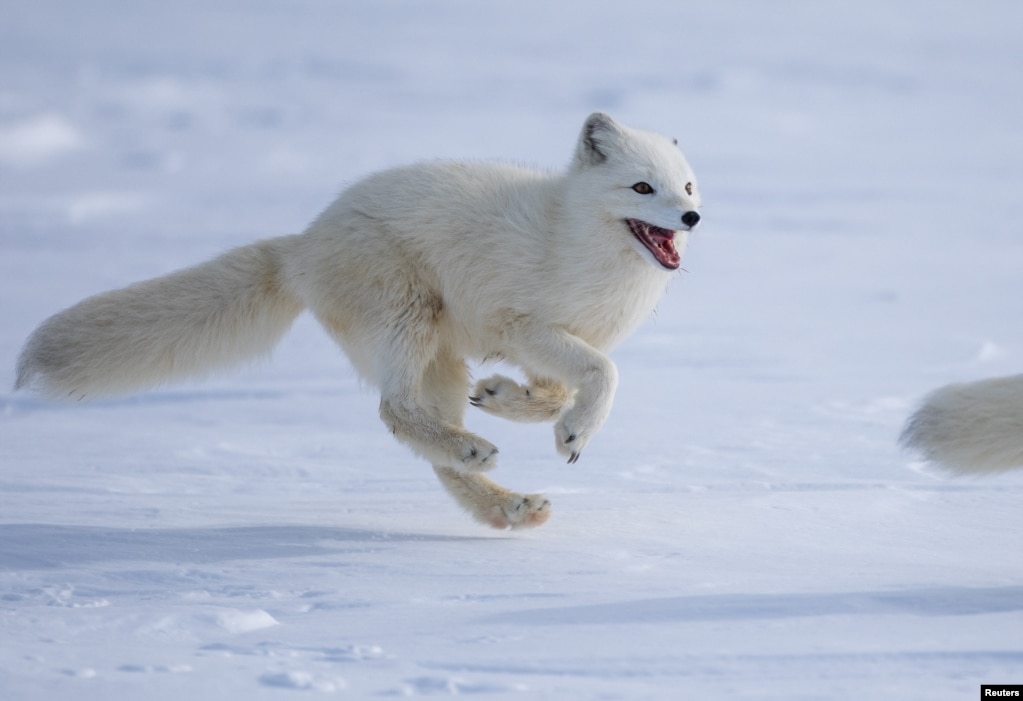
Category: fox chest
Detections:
[{"x1": 556, "y1": 270, "x2": 670, "y2": 351}]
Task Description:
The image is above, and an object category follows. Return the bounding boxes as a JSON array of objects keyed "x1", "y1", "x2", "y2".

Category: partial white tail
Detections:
[
  {"x1": 16, "y1": 235, "x2": 303, "y2": 399},
  {"x1": 900, "y1": 374, "x2": 1023, "y2": 473}
]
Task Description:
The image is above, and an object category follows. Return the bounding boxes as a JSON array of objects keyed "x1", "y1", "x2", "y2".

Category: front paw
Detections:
[
  {"x1": 470, "y1": 375, "x2": 569, "y2": 423},
  {"x1": 555, "y1": 416, "x2": 586, "y2": 464},
  {"x1": 469, "y1": 375, "x2": 523, "y2": 417}
]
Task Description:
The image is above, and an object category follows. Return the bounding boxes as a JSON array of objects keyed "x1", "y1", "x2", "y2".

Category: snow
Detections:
[{"x1": 2, "y1": 1, "x2": 1023, "y2": 698}]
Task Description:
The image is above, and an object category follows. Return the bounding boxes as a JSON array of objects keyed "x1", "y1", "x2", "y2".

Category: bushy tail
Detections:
[
  {"x1": 900, "y1": 374, "x2": 1023, "y2": 473},
  {"x1": 16, "y1": 235, "x2": 304, "y2": 399}
]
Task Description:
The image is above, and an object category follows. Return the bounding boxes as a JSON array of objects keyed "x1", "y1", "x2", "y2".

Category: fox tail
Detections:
[
  {"x1": 900, "y1": 374, "x2": 1023, "y2": 473},
  {"x1": 16, "y1": 235, "x2": 304, "y2": 400}
]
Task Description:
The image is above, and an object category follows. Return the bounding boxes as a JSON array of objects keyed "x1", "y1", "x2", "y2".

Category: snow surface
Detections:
[{"x1": 2, "y1": 1, "x2": 1023, "y2": 699}]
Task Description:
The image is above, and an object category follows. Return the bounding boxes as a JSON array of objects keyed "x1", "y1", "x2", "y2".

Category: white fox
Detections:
[
  {"x1": 900, "y1": 375, "x2": 1023, "y2": 473},
  {"x1": 15, "y1": 112, "x2": 702, "y2": 529}
]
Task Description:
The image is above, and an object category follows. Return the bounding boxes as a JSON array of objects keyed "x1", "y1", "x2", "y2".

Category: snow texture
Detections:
[{"x1": 2, "y1": 1, "x2": 1023, "y2": 699}]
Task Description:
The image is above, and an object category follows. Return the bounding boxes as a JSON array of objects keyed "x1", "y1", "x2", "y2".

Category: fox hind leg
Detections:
[
  {"x1": 423, "y1": 352, "x2": 551, "y2": 529},
  {"x1": 372, "y1": 295, "x2": 497, "y2": 472},
  {"x1": 432, "y1": 466, "x2": 551, "y2": 529}
]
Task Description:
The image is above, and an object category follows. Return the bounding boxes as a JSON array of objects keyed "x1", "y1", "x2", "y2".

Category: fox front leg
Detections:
[
  {"x1": 496, "y1": 316, "x2": 618, "y2": 463},
  {"x1": 554, "y1": 356, "x2": 617, "y2": 463},
  {"x1": 469, "y1": 374, "x2": 572, "y2": 423}
]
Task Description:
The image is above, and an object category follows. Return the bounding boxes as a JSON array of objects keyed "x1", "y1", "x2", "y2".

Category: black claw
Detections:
[
  {"x1": 568, "y1": 451, "x2": 580, "y2": 464},
  {"x1": 468, "y1": 395, "x2": 481, "y2": 402}
]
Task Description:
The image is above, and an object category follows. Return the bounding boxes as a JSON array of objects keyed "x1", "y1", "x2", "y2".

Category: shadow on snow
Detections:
[
  {"x1": 0, "y1": 523, "x2": 493, "y2": 569},
  {"x1": 484, "y1": 586, "x2": 1023, "y2": 624}
]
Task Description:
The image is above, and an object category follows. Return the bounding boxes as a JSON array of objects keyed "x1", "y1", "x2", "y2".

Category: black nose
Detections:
[{"x1": 681, "y1": 211, "x2": 700, "y2": 228}]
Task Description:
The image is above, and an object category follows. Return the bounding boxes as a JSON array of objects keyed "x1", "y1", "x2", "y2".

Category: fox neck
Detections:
[{"x1": 544, "y1": 176, "x2": 674, "y2": 350}]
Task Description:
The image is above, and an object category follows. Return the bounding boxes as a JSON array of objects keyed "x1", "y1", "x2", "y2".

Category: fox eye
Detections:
[
  {"x1": 631, "y1": 182, "x2": 654, "y2": 195},
  {"x1": 685, "y1": 182, "x2": 693, "y2": 196}
]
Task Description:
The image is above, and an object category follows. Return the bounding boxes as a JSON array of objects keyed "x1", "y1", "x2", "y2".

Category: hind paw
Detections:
[
  {"x1": 486, "y1": 493, "x2": 552, "y2": 530},
  {"x1": 453, "y1": 434, "x2": 499, "y2": 472}
]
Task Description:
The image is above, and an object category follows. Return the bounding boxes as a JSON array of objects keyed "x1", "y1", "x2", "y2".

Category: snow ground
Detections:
[{"x1": 2, "y1": 1, "x2": 1022, "y2": 698}]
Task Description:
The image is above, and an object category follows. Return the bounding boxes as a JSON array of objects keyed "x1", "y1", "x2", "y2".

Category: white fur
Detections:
[
  {"x1": 15, "y1": 112, "x2": 701, "y2": 528},
  {"x1": 900, "y1": 374, "x2": 1023, "y2": 473}
]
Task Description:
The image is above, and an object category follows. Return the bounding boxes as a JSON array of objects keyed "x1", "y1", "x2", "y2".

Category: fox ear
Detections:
[{"x1": 574, "y1": 112, "x2": 624, "y2": 168}]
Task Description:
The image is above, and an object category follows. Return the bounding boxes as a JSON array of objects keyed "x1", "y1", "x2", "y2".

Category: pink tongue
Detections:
[
  {"x1": 627, "y1": 219, "x2": 680, "y2": 269},
  {"x1": 646, "y1": 227, "x2": 678, "y2": 268}
]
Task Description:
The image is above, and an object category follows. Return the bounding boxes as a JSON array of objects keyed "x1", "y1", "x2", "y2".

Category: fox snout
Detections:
[{"x1": 681, "y1": 211, "x2": 701, "y2": 229}]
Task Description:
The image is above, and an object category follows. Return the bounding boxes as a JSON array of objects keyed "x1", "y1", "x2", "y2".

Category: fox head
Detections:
[{"x1": 569, "y1": 112, "x2": 701, "y2": 271}]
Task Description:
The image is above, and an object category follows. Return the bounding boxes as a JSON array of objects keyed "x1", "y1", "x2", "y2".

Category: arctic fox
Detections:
[
  {"x1": 15, "y1": 112, "x2": 702, "y2": 529},
  {"x1": 900, "y1": 375, "x2": 1023, "y2": 473}
]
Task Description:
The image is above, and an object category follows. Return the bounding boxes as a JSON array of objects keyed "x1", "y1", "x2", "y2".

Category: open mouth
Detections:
[{"x1": 626, "y1": 219, "x2": 681, "y2": 270}]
